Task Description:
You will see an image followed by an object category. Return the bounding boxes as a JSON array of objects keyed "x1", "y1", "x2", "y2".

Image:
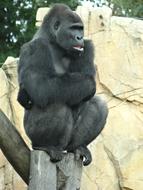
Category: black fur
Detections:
[{"x1": 17, "y1": 4, "x2": 108, "y2": 165}]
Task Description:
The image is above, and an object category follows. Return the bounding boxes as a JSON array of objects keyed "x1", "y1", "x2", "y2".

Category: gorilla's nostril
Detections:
[{"x1": 76, "y1": 36, "x2": 83, "y2": 41}]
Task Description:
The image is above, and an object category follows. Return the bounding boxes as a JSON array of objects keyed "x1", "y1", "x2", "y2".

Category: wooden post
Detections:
[
  {"x1": 28, "y1": 151, "x2": 57, "y2": 190},
  {"x1": 28, "y1": 150, "x2": 83, "y2": 190}
]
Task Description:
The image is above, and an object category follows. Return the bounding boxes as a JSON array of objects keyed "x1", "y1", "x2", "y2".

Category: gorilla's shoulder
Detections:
[
  {"x1": 29, "y1": 38, "x2": 49, "y2": 49},
  {"x1": 20, "y1": 38, "x2": 49, "y2": 55}
]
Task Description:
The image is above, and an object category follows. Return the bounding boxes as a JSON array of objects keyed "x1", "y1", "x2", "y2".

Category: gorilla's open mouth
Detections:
[{"x1": 73, "y1": 46, "x2": 84, "y2": 52}]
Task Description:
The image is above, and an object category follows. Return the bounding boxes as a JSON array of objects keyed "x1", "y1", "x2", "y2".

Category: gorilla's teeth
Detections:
[{"x1": 73, "y1": 47, "x2": 84, "y2": 51}]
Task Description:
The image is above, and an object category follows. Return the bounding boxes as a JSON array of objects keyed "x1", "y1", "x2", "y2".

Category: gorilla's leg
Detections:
[
  {"x1": 24, "y1": 104, "x2": 74, "y2": 162},
  {"x1": 67, "y1": 96, "x2": 108, "y2": 165}
]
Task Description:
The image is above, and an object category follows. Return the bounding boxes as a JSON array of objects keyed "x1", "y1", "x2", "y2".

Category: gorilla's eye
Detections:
[{"x1": 54, "y1": 21, "x2": 60, "y2": 30}]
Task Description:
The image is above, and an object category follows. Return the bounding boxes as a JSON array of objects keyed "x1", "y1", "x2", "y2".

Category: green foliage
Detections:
[
  {"x1": 0, "y1": 0, "x2": 37, "y2": 64},
  {"x1": 0, "y1": 0, "x2": 79, "y2": 66},
  {"x1": 106, "y1": 0, "x2": 143, "y2": 17}
]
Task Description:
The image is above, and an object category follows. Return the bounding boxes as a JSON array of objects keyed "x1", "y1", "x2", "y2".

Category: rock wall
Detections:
[
  {"x1": 0, "y1": 6, "x2": 143, "y2": 190},
  {"x1": 0, "y1": 57, "x2": 27, "y2": 190}
]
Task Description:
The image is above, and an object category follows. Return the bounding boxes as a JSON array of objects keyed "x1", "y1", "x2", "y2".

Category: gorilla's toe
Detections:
[
  {"x1": 48, "y1": 150, "x2": 63, "y2": 163},
  {"x1": 74, "y1": 146, "x2": 92, "y2": 166}
]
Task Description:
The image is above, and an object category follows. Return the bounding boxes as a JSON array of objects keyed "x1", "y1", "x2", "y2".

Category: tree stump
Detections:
[{"x1": 28, "y1": 150, "x2": 83, "y2": 190}]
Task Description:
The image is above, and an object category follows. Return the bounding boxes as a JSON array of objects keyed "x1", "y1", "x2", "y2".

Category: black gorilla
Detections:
[{"x1": 17, "y1": 4, "x2": 108, "y2": 166}]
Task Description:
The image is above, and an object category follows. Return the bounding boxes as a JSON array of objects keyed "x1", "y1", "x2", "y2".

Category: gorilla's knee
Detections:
[
  {"x1": 93, "y1": 96, "x2": 108, "y2": 121},
  {"x1": 90, "y1": 96, "x2": 108, "y2": 134}
]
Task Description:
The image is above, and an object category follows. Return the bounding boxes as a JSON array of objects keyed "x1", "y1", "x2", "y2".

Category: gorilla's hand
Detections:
[
  {"x1": 17, "y1": 87, "x2": 33, "y2": 110},
  {"x1": 82, "y1": 76, "x2": 96, "y2": 102},
  {"x1": 67, "y1": 73, "x2": 96, "y2": 108}
]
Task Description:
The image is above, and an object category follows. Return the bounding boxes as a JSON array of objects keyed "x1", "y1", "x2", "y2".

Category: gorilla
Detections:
[{"x1": 17, "y1": 4, "x2": 108, "y2": 166}]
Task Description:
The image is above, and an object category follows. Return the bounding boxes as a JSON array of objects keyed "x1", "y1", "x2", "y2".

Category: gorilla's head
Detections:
[{"x1": 42, "y1": 4, "x2": 84, "y2": 54}]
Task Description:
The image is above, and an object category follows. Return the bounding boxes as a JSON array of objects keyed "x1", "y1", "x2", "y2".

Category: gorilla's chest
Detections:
[
  {"x1": 69, "y1": 59, "x2": 82, "y2": 73},
  {"x1": 52, "y1": 52, "x2": 82, "y2": 75},
  {"x1": 53, "y1": 57, "x2": 70, "y2": 75}
]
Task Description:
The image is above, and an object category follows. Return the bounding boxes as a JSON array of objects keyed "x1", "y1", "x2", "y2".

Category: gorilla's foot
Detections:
[
  {"x1": 74, "y1": 146, "x2": 92, "y2": 166},
  {"x1": 33, "y1": 146, "x2": 63, "y2": 162},
  {"x1": 47, "y1": 150, "x2": 63, "y2": 163}
]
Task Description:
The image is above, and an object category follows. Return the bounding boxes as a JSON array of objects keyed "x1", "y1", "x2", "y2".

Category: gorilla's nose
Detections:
[{"x1": 75, "y1": 35, "x2": 83, "y2": 41}]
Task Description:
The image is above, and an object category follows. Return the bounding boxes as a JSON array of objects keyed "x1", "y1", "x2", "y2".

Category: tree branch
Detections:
[{"x1": 0, "y1": 109, "x2": 30, "y2": 184}]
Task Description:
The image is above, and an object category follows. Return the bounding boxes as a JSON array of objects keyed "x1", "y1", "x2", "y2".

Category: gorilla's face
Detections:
[
  {"x1": 43, "y1": 7, "x2": 84, "y2": 54},
  {"x1": 54, "y1": 17, "x2": 84, "y2": 53}
]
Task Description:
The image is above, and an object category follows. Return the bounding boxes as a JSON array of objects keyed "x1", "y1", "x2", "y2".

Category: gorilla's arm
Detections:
[
  {"x1": 18, "y1": 39, "x2": 95, "y2": 108},
  {"x1": 80, "y1": 40, "x2": 96, "y2": 76},
  {"x1": 20, "y1": 70, "x2": 95, "y2": 108},
  {"x1": 69, "y1": 40, "x2": 96, "y2": 102},
  {"x1": 80, "y1": 40, "x2": 96, "y2": 101}
]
